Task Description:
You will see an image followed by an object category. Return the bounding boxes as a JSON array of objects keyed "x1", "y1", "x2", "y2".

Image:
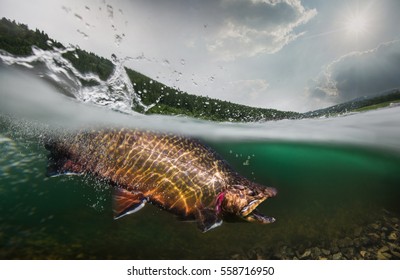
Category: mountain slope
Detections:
[{"x1": 0, "y1": 18, "x2": 300, "y2": 122}]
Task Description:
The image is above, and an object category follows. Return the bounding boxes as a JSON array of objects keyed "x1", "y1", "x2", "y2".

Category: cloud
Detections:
[
  {"x1": 217, "y1": 79, "x2": 270, "y2": 106},
  {"x1": 206, "y1": 0, "x2": 317, "y2": 60},
  {"x1": 307, "y1": 40, "x2": 400, "y2": 107}
]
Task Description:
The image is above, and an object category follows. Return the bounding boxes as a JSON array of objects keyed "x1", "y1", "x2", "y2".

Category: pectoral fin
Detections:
[
  {"x1": 45, "y1": 141, "x2": 83, "y2": 177},
  {"x1": 46, "y1": 157, "x2": 83, "y2": 177},
  {"x1": 195, "y1": 208, "x2": 222, "y2": 233},
  {"x1": 113, "y1": 188, "x2": 147, "y2": 219}
]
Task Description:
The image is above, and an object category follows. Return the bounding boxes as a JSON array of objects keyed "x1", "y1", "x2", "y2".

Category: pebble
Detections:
[
  {"x1": 311, "y1": 247, "x2": 321, "y2": 258},
  {"x1": 389, "y1": 246, "x2": 400, "y2": 258},
  {"x1": 300, "y1": 249, "x2": 311, "y2": 259},
  {"x1": 377, "y1": 249, "x2": 391, "y2": 260},
  {"x1": 231, "y1": 254, "x2": 241, "y2": 260},
  {"x1": 367, "y1": 233, "x2": 380, "y2": 242},
  {"x1": 388, "y1": 231, "x2": 398, "y2": 241},
  {"x1": 379, "y1": 246, "x2": 389, "y2": 253},
  {"x1": 342, "y1": 247, "x2": 355, "y2": 259},
  {"x1": 371, "y1": 223, "x2": 380, "y2": 230},
  {"x1": 360, "y1": 250, "x2": 368, "y2": 258},
  {"x1": 332, "y1": 252, "x2": 342, "y2": 260},
  {"x1": 321, "y1": 249, "x2": 331, "y2": 255},
  {"x1": 238, "y1": 209, "x2": 399, "y2": 260},
  {"x1": 331, "y1": 245, "x2": 340, "y2": 254},
  {"x1": 376, "y1": 251, "x2": 391, "y2": 260}
]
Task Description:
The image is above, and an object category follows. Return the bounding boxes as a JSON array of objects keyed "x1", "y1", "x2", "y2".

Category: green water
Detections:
[{"x1": 1, "y1": 133, "x2": 399, "y2": 259}]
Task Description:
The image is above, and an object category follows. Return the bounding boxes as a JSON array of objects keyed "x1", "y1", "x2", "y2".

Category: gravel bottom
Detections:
[{"x1": 231, "y1": 209, "x2": 400, "y2": 260}]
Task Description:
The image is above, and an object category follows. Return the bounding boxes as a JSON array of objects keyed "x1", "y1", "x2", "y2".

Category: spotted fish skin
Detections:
[{"x1": 46, "y1": 128, "x2": 277, "y2": 232}]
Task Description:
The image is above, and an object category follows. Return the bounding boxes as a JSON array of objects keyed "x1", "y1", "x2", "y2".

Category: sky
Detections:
[{"x1": 1, "y1": 0, "x2": 400, "y2": 112}]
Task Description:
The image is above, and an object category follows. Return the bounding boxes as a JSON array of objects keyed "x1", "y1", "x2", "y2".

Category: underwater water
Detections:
[{"x1": 0, "y1": 53, "x2": 400, "y2": 260}]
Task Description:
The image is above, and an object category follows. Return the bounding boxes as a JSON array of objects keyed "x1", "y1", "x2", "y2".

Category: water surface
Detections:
[{"x1": 0, "y1": 54, "x2": 399, "y2": 259}]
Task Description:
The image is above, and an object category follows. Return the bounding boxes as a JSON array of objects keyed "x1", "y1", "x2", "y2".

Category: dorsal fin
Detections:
[{"x1": 113, "y1": 188, "x2": 147, "y2": 219}]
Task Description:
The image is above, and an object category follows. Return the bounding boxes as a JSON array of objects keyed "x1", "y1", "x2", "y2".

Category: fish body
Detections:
[{"x1": 46, "y1": 129, "x2": 277, "y2": 232}]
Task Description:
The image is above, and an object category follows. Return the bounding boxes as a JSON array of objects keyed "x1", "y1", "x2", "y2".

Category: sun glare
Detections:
[{"x1": 345, "y1": 13, "x2": 368, "y2": 35}]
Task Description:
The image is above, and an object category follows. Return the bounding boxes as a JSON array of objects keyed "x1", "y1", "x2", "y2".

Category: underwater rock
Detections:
[
  {"x1": 388, "y1": 243, "x2": 400, "y2": 258},
  {"x1": 332, "y1": 252, "x2": 342, "y2": 260},
  {"x1": 377, "y1": 246, "x2": 391, "y2": 260},
  {"x1": 321, "y1": 248, "x2": 331, "y2": 256},
  {"x1": 360, "y1": 236, "x2": 371, "y2": 246},
  {"x1": 256, "y1": 253, "x2": 264, "y2": 260},
  {"x1": 331, "y1": 244, "x2": 340, "y2": 254},
  {"x1": 272, "y1": 248, "x2": 284, "y2": 259},
  {"x1": 360, "y1": 250, "x2": 367, "y2": 258},
  {"x1": 367, "y1": 233, "x2": 380, "y2": 243},
  {"x1": 286, "y1": 247, "x2": 295, "y2": 257},
  {"x1": 231, "y1": 254, "x2": 242, "y2": 260},
  {"x1": 391, "y1": 217, "x2": 399, "y2": 224},
  {"x1": 388, "y1": 231, "x2": 398, "y2": 241},
  {"x1": 370, "y1": 223, "x2": 380, "y2": 230},
  {"x1": 300, "y1": 249, "x2": 311, "y2": 259},
  {"x1": 310, "y1": 247, "x2": 322, "y2": 259},
  {"x1": 246, "y1": 247, "x2": 265, "y2": 260},
  {"x1": 242, "y1": 208, "x2": 399, "y2": 260},
  {"x1": 342, "y1": 247, "x2": 355, "y2": 259},
  {"x1": 377, "y1": 251, "x2": 391, "y2": 260}
]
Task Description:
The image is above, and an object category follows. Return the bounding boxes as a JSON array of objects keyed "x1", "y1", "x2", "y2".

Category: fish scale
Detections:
[
  {"x1": 64, "y1": 130, "x2": 225, "y2": 210},
  {"x1": 45, "y1": 128, "x2": 277, "y2": 232}
]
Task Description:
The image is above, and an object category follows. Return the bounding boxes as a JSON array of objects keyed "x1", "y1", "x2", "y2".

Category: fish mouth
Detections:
[
  {"x1": 240, "y1": 188, "x2": 277, "y2": 224},
  {"x1": 240, "y1": 197, "x2": 266, "y2": 217}
]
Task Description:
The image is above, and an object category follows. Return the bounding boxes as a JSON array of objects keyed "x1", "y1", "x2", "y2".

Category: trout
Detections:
[{"x1": 45, "y1": 129, "x2": 277, "y2": 232}]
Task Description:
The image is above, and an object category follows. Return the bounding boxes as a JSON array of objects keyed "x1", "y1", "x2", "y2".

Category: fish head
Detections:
[{"x1": 220, "y1": 181, "x2": 277, "y2": 224}]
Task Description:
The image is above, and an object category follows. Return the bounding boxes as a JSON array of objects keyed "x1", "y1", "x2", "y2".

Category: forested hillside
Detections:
[{"x1": 0, "y1": 17, "x2": 300, "y2": 122}]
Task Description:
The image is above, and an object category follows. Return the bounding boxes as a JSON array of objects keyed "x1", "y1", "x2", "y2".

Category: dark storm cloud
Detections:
[{"x1": 309, "y1": 40, "x2": 400, "y2": 105}]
